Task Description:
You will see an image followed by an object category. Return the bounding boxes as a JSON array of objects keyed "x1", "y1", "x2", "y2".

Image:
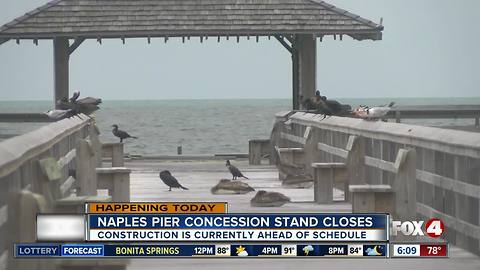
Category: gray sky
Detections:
[{"x1": 0, "y1": 0, "x2": 479, "y2": 100}]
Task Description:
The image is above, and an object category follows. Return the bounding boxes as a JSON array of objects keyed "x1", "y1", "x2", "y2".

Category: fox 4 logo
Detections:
[{"x1": 392, "y1": 218, "x2": 445, "y2": 238}]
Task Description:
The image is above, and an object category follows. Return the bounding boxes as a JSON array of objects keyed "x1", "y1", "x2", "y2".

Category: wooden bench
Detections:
[
  {"x1": 311, "y1": 135, "x2": 363, "y2": 203},
  {"x1": 275, "y1": 126, "x2": 312, "y2": 184},
  {"x1": 349, "y1": 184, "x2": 394, "y2": 213},
  {"x1": 248, "y1": 139, "x2": 270, "y2": 165}
]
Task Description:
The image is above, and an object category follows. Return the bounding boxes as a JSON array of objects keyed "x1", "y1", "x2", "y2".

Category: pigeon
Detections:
[
  {"x1": 111, "y1": 124, "x2": 138, "y2": 143},
  {"x1": 250, "y1": 190, "x2": 291, "y2": 207},
  {"x1": 44, "y1": 109, "x2": 78, "y2": 121},
  {"x1": 226, "y1": 160, "x2": 249, "y2": 180},
  {"x1": 159, "y1": 170, "x2": 188, "y2": 191}
]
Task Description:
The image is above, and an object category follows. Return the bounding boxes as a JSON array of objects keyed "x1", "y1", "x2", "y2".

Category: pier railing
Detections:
[
  {"x1": 0, "y1": 115, "x2": 130, "y2": 270},
  {"x1": 271, "y1": 111, "x2": 480, "y2": 255}
]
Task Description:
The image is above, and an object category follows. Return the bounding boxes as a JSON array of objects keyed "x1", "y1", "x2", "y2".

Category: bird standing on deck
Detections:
[
  {"x1": 226, "y1": 160, "x2": 249, "y2": 180},
  {"x1": 111, "y1": 124, "x2": 138, "y2": 143},
  {"x1": 159, "y1": 170, "x2": 189, "y2": 191}
]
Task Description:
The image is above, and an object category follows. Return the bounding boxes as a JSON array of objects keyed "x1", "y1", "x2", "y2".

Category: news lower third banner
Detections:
[
  {"x1": 14, "y1": 243, "x2": 389, "y2": 258},
  {"x1": 86, "y1": 214, "x2": 388, "y2": 242}
]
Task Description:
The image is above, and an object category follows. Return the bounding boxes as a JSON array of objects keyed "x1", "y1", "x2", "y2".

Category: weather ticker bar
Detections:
[{"x1": 14, "y1": 243, "x2": 388, "y2": 258}]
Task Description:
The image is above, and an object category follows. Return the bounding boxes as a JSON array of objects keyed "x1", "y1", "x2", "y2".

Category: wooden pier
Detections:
[{"x1": 0, "y1": 113, "x2": 479, "y2": 270}]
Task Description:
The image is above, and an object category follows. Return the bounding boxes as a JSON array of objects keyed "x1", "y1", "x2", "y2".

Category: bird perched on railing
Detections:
[
  {"x1": 354, "y1": 102, "x2": 395, "y2": 120},
  {"x1": 111, "y1": 124, "x2": 138, "y2": 143},
  {"x1": 226, "y1": 160, "x2": 249, "y2": 180},
  {"x1": 250, "y1": 190, "x2": 291, "y2": 207},
  {"x1": 159, "y1": 170, "x2": 188, "y2": 191},
  {"x1": 57, "y1": 91, "x2": 102, "y2": 115},
  {"x1": 44, "y1": 109, "x2": 79, "y2": 121},
  {"x1": 301, "y1": 91, "x2": 352, "y2": 119}
]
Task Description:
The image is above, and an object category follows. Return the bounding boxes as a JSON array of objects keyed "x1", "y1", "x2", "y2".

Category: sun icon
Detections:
[
  {"x1": 236, "y1": 246, "x2": 248, "y2": 257},
  {"x1": 236, "y1": 246, "x2": 246, "y2": 254}
]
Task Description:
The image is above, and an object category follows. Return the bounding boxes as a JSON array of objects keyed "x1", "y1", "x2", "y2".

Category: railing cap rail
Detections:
[
  {"x1": 288, "y1": 112, "x2": 480, "y2": 158},
  {"x1": 0, "y1": 115, "x2": 90, "y2": 178}
]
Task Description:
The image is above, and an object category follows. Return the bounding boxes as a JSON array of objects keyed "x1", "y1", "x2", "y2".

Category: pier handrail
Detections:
[
  {"x1": 0, "y1": 115, "x2": 90, "y2": 178},
  {"x1": 289, "y1": 112, "x2": 480, "y2": 158},
  {"x1": 273, "y1": 111, "x2": 480, "y2": 256}
]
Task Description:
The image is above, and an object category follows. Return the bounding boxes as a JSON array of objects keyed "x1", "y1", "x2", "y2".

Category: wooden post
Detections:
[
  {"x1": 395, "y1": 110, "x2": 401, "y2": 123},
  {"x1": 393, "y1": 148, "x2": 417, "y2": 220},
  {"x1": 345, "y1": 135, "x2": 365, "y2": 201},
  {"x1": 314, "y1": 166, "x2": 334, "y2": 203},
  {"x1": 292, "y1": 34, "x2": 316, "y2": 110},
  {"x1": 53, "y1": 37, "x2": 69, "y2": 108},
  {"x1": 76, "y1": 139, "x2": 97, "y2": 196}
]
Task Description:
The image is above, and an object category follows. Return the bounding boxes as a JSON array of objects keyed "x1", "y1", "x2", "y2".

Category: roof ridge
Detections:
[
  {"x1": 307, "y1": 0, "x2": 383, "y2": 30},
  {"x1": 0, "y1": 0, "x2": 65, "y2": 33}
]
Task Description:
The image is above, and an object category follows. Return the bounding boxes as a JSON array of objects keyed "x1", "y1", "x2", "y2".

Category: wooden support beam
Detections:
[
  {"x1": 68, "y1": 38, "x2": 85, "y2": 55},
  {"x1": 147, "y1": 37, "x2": 151, "y2": 44},
  {"x1": 274, "y1": 35, "x2": 292, "y2": 54},
  {"x1": 53, "y1": 37, "x2": 69, "y2": 108},
  {"x1": 236, "y1": 36, "x2": 240, "y2": 43},
  {"x1": 217, "y1": 36, "x2": 220, "y2": 43},
  {"x1": 97, "y1": 38, "x2": 102, "y2": 44},
  {"x1": 182, "y1": 37, "x2": 185, "y2": 43},
  {"x1": 292, "y1": 34, "x2": 316, "y2": 110},
  {"x1": 200, "y1": 36, "x2": 203, "y2": 43},
  {"x1": 121, "y1": 37, "x2": 125, "y2": 44},
  {"x1": 256, "y1": 36, "x2": 259, "y2": 42},
  {"x1": 16, "y1": 39, "x2": 20, "y2": 44},
  {"x1": 164, "y1": 36, "x2": 168, "y2": 43},
  {"x1": 33, "y1": 39, "x2": 38, "y2": 46}
]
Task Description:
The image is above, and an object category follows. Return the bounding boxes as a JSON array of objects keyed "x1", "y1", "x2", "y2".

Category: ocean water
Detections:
[{"x1": 1, "y1": 97, "x2": 480, "y2": 155}]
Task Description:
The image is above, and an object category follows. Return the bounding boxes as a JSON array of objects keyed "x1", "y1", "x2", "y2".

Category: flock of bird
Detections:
[
  {"x1": 158, "y1": 159, "x2": 290, "y2": 207},
  {"x1": 44, "y1": 91, "x2": 102, "y2": 120},
  {"x1": 43, "y1": 90, "x2": 396, "y2": 207}
]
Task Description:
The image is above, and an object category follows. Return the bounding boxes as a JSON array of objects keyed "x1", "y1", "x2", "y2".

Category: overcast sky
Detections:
[{"x1": 0, "y1": 0, "x2": 479, "y2": 100}]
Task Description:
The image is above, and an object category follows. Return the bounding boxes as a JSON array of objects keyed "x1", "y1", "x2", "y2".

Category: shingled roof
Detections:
[{"x1": 0, "y1": 0, "x2": 383, "y2": 41}]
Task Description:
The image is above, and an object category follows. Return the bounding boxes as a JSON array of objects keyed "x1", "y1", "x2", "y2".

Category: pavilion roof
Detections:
[{"x1": 0, "y1": 0, "x2": 383, "y2": 42}]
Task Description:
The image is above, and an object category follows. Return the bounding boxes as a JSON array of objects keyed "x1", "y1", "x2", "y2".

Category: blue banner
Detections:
[{"x1": 14, "y1": 243, "x2": 388, "y2": 258}]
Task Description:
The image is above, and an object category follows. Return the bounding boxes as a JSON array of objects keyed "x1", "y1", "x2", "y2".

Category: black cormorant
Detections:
[
  {"x1": 111, "y1": 124, "x2": 138, "y2": 143},
  {"x1": 159, "y1": 170, "x2": 188, "y2": 191},
  {"x1": 226, "y1": 160, "x2": 249, "y2": 180}
]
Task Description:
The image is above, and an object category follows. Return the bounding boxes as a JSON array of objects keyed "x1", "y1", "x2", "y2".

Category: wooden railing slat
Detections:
[
  {"x1": 416, "y1": 170, "x2": 480, "y2": 199},
  {"x1": 317, "y1": 142, "x2": 348, "y2": 159},
  {"x1": 0, "y1": 206, "x2": 7, "y2": 228},
  {"x1": 280, "y1": 132, "x2": 306, "y2": 145},
  {"x1": 364, "y1": 156, "x2": 396, "y2": 173},
  {"x1": 60, "y1": 176, "x2": 76, "y2": 197},
  {"x1": 57, "y1": 149, "x2": 76, "y2": 169},
  {"x1": 417, "y1": 202, "x2": 480, "y2": 240}
]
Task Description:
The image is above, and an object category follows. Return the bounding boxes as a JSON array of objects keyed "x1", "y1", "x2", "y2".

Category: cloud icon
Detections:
[
  {"x1": 238, "y1": 251, "x2": 249, "y2": 257},
  {"x1": 366, "y1": 246, "x2": 383, "y2": 256},
  {"x1": 303, "y1": 245, "x2": 314, "y2": 255}
]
